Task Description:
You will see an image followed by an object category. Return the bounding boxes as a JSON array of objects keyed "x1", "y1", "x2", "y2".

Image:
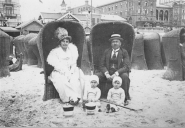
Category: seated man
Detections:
[{"x1": 96, "y1": 34, "x2": 131, "y2": 105}]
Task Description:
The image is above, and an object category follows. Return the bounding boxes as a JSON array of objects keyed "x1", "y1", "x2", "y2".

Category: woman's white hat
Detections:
[{"x1": 55, "y1": 27, "x2": 72, "y2": 42}]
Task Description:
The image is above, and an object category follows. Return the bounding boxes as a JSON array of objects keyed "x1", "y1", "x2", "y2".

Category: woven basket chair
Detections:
[
  {"x1": 24, "y1": 33, "x2": 38, "y2": 65},
  {"x1": 40, "y1": 21, "x2": 86, "y2": 101},
  {"x1": 90, "y1": 21, "x2": 135, "y2": 97},
  {"x1": 143, "y1": 32, "x2": 164, "y2": 70},
  {"x1": 0, "y1": 30, "x2": 11, "y2": 77},
  {"x1": 162, "y1": 28, "x2": 185, "y2": 81},
  {"x1": 131, "y1": 32, "x2": 148, "y2": 70},
  {"x1": 13, "y1": 35, "x2": 26, "y2": 63}
]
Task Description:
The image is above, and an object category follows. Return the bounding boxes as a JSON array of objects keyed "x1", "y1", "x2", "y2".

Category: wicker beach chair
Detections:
[
  {"x1": 162, "y1": 28, "x2": 185, "y2": 81},
  {"x1": 89, "y1": 21, "x2": 135, "y2": 97},
  {"x1": 143, "y1": 32, "x2": 164, "y2": 70},
  {"x1": 131, "y1": 32, "x2": 148, "y2": 70},
  {"x1": 40, "y1": 21, "x2": 88, "y2": 101}
]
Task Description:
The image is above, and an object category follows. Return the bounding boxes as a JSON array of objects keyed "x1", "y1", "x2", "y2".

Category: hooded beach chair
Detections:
[
  {"x1": 89, "y1": 21, "x2": 135, "y2": 97},
  {"x1": 40, "y1": 21, "x2": 89, "y2": 101},
  {"x1": 162, "y1": 28, "x2": 185, "y2": 81}
]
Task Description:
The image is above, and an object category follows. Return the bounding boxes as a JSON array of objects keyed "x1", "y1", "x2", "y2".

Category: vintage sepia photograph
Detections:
[{"x1": 0, "y1": 0, "x2": 185, "y2": 127}]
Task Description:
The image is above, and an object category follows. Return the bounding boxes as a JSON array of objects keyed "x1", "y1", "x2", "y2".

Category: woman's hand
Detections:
[{"x1": 70, "y1": 64, "x2": 77, "y2": 75}]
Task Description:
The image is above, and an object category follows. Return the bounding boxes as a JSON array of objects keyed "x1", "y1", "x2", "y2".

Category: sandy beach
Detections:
[{"x1": 0, "y1": 65, "x2": 185, "y2": 127}]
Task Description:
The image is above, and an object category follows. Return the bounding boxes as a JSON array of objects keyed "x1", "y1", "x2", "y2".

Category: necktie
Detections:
[{"x1": 112, "y1": 51, "x2": 117, "y2": 59}]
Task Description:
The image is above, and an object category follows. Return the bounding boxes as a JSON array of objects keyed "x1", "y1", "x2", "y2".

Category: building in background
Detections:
[
  {"x1": 158, "y1": 0, "x2": 185, "y2": 27},
  {"x1": 97, "y1": 0, "x2": 127, "y2": 19},
  {"x1": 0, "y1": 0, "x2": 21, "y2": 27},
  {"x1": 156, "y1": 3, "x2": 172, "y2": 27},
  {"x1": 96, "y1": 0, "x2": 157, "y2": 27},
  {"x1": 125, "y1": 0, "x2": 157, "y2": 27},
  {"x1": 38, "y1": 0, "x2": 126, "y2": 28},
  {"x1": 67, "y1": 0, "x2": 100, "y2": 14},
  {"x1": 16, "y1": 19, "x2": 43, "y2": 34}
]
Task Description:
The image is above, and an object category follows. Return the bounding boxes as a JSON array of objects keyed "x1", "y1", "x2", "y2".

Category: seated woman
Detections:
[{"x1": 47, "y1": 27, "x2": 85, "y2": 105}]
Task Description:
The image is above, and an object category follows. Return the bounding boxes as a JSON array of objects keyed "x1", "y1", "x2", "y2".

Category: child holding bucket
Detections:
[
  {"x1": 83, "y1": 75, "x2": 101, "y2": 112},
  {"x1": 106, "y1": 76, "x2": 125, "y2": 113}
]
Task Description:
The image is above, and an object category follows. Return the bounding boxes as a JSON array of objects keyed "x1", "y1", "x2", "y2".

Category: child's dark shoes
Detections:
[
  {"x1": 106, "y1": 104, "x2": 110, "y2": 113},
  {"x1": 110, "y1": 107, "x2": 116, "y2": 112}
]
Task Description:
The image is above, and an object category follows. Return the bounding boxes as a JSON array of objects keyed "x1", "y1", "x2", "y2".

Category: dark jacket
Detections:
[{"x1": 99, "y1": 48, "x2": 131, "y2": 75}]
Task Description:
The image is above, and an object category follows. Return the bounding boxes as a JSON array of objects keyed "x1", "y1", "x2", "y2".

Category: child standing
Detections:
[
  {"x1": 83, "y1": 75, "x2": 101, "y2": 112},
  {"x1": 106, "y1": 76, "x2": 125, "y2": 113}
]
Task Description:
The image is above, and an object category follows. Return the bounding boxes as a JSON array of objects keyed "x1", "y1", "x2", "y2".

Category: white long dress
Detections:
[{"x1": 47, "y1": 43, "x2": 85, "y2": 102}]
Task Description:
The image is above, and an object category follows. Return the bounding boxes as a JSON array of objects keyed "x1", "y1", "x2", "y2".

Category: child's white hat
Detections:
[
  {"x1": 112, "y1": 76, "x2": 122, "y2": 85},
  {"x1": 90, "y1": 75, "x2": 99, "y2": 84}
]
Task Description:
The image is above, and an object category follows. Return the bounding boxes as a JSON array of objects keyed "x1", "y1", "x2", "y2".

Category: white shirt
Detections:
[
  {"x1": 111, "y1": 48, "x2": 120, "y2": 58},
  {"x1": 107, "y1": 87, "x2": 125, "y2": 104},
  {"x1": 83, "y1": 87, "x2": 101, "y2": 101}
]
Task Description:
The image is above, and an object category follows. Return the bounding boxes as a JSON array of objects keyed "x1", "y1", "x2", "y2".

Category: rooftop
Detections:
[
  {"x1": 0, "y1": 27, "x2": 20, "y2": 32},
  {"x1": 101, "y1": 14, "x2": 126, "y2": 21},
  {"x1": 96, "y1": 0, "x2": 123, "y2": 7}
]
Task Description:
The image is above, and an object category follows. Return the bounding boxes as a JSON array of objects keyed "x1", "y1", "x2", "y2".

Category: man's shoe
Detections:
[{"x1": 124, "y1": 101, "x2": 129, "y2": 106}]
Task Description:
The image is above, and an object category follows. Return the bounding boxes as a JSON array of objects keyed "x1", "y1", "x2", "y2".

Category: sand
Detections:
[{"x1": 0, "y1": 65, "x2": 185, "y2": 127}]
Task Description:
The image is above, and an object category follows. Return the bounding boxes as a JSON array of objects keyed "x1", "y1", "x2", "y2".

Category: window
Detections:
[
  {"x1": 120, "y1": 11, "x2": 122, "y2": 16},
  {"x1": 109, "y1": 7, "x2": 110, "y2": 11},
  {"x1": 5, "y1": 0, "x2": 11, "y2": 3},
  {"x1": 92, "y1": 18, "x2": 95, "y2": 26},
  {"x1": 151, "y1": 9, "x2": 153, "y2": 15},
  {"x1": 145, "y1": 2, "x2": 148, "y2": 6},
  {"x1": 138, "y1": 1, "x2": 141, "y2": 5},
  {"x1": 112, "y1": 6, "x2": 114, "y2": 10},
  {"x1": 115, "y1": 5, "x2": 117, "y2": 9},
  {"x1": 78, "y1": 8, "x2": 81, "y2": 12},
  {"x1": 5, "y1": 6, "x2": 12, "y2": 15},
  {"x1": 138, "y1": 9, "x2": 141, "y2": 13},
  {"x1": 97, "y1": 18, "x2": 100, "y2": 23}
]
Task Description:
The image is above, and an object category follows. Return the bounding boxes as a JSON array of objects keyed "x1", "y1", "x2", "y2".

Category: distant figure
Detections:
[
  {"x1": 8, "y1": 54, "x2": 17, "y2": 65},
  {"x1": 9, "y1": 53, "x2": 23, "y2": 72}
]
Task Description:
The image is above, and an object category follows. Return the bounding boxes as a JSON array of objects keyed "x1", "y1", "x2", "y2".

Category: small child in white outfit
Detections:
[
  {"x1": 83, "y1": 75, "x2": 101, "y2": 112},
  {"x1": 106, "y1": 76, "x2": 125, "y2": 113}
]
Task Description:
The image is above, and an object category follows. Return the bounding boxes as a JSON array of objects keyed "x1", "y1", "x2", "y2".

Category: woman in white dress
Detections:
[{"x1": 47, "y1": 27, "x2": 85, "y2": 105}]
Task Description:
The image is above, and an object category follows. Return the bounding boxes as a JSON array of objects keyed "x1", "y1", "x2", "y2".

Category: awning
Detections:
[{"x1": 0, "y1": 27, "x2": 20, "y2": 32}]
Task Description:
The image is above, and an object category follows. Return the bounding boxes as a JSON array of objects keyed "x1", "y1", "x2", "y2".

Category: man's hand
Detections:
[
  {"x1": 105, "y1": 73, "x2": 112, "y2": 81},
  {"x1": 110, "y1": 74, "x2": 116, "y2": 80}
]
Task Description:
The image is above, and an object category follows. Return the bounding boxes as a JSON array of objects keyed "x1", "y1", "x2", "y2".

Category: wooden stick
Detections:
[{"x1": 100, "y1": 99, "x2": 141, "y2": 112}]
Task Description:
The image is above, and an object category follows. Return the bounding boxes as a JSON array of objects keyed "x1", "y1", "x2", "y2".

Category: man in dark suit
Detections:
[{"x1": 96, "y1": 34, "x2": 131, "y2": 105}]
